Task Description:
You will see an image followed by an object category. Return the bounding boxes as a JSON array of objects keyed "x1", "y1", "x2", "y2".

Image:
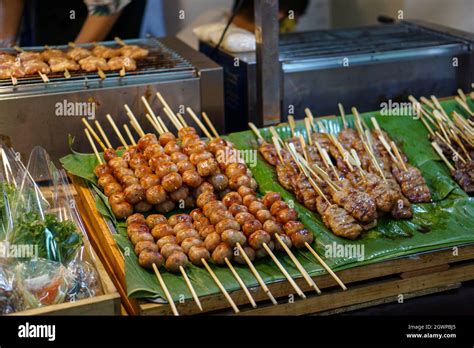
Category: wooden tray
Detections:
[{"x1": 71, "y1": 175, "x2": 474, "y2": 315}]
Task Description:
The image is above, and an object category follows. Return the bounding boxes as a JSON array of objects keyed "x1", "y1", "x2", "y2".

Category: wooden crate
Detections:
[
  {"x1": 9, "y1": 235, "x2": 121, "y2": 316},
  {"x1": 71, "y1": 175, "x2": 474, "y2": 315}
]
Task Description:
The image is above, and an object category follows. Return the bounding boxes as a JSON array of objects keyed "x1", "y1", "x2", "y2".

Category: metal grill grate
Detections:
[
  {"x1": 279, "y1": 23, "x2": 470, "y2": 61},
  {"x1": 0, "y1": 38, "x2": 195, "y2": 89}
]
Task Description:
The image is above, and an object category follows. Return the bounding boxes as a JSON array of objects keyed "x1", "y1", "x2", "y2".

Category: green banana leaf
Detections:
[{"x1": 61, "y1": 98, "x2": 474, "y2": 302}]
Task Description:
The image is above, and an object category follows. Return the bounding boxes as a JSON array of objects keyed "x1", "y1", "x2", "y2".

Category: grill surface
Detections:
[
  {"x1": 279, "y1": 23, "x2": 471, "y2": 61},
  {"x1": 0, "y1": 38, "x2": 195, "y2": 90}
]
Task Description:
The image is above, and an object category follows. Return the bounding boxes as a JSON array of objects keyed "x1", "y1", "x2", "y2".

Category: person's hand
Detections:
[
  {"x1": 74, "y1": 12, "x2": 122, "y2": 44},
  {"x1": 0, "y1": 0, "x2": 25, "y2": 47}
]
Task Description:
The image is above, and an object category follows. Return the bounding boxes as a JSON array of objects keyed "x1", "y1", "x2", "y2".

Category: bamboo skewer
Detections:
[
  {"x1": 202, "y1": 112, "x2": 220, "y2": 139},
  {"x1": 146, "y1": 113, "x2": 163, "y2": 134},
  {"x1": 94, "y1": 120, "x2": 112, "y2": 149},
  {"x1": 82, "y1": 118, "x2": 106, "y2": 151},
  {"x1": 288, "y1": 115, "x2": 296, "y2": 138},
  {"x1": 434, "y1": 132, "x2": 466, "y2": 164},
  {"x1": 141, "y1": 96, "x2": 163, "y2": 132},
  {"x1": 84, "y1": 129, "x2": 103, "y2": 164},
  {"x1": 156, "y1": 92, "x2": 175, "y2": 117},
  {"x1": 457, "y1": 88, "x2": 467, "y2": 103},
  {"x1": 431, "y1": 142, "x2": 455, "y2": 172},
  {"x1": 123, "y1": 124, "x2": 137, "y2": 146},
  {"x1": 38, "y1": 71, "x2": 49, "y2": 83},
  {"x1": 176, "y1": 113, "x2": 188, "y2": 127},
  {"x1": 157, "y1": 116, "x2": 169, "y2": 133},
  {"x1": 304, "y1": 118, "x2": 313, "y2": 146},
  {"x1": 455, "y1": 96, "x2": 474, "y2": 117},
  {"x1": 163, "y1": 108, "x2": 182, "y2": 130},
  {"x1": 179, "y1": 266, "x2": 203, "y2": 312},
  {"x1": 97, "y1": 68, "x2": 106, "y2": 80},
  {"x1": 304, "y1": 243, "x2": 347, "y2": 290},
  {"x1": 224, "y1": 258, "x2": 257, "y2": 308},
  {"x1": 273, "y1": 233, "x2": 321, "y2": 294},
  {"x1": 106, "y1": 114, "x2": 129, "y2": 149},
  {"x1": 304, "y1": 108, "x2": 317, "y2": 132},
  {"x1": 248, "y1": 122, "x2": 265, "y2": 142},
  {"x1": 236, "y1": 242, "x2": 278, "y2": 305},
  {"x1": 124, "y1": 104, "x2": 145, "y2": 137},
  {"x1": 338, "y1": 103, "x2": 347, "y2": 128},
  {"x1": 420, "y1": 96, "x2": 435, "y2": 110},
  {"x1": 390, "y1": 141, "x2": 408, "y2": 171},
  {"x1": 114, "y1": 37, "x2": 126, "y2": 46},
  {"x1": 201, "y1": 258, "x2": 239, "y2": 313},
  {"x1": 186, "y1": 107, "x2": 213, "y2": 139},
  {"x1": 64, "y1": 68, "x2": 71, "y2": 79},
  {"x1": 10, "y1": 75, "x2": 18, "y2": 86},
  {"x1": 263, "y1": 242, "x2": 306, "y2": 299},
  {"x1": 152, "y1": 264, "x2": 179, "y2": 316}
]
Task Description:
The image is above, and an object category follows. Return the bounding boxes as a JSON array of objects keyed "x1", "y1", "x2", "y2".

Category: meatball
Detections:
[
  {"x1": 134, "y1": 166, "x2": 153, "y2": 179},
  {"x1": 242, "y1": 194, "x2": 258, "y2": 207},
  {"x1": 234, "y1": 212, "x2": 255, "y2": 226},
  {"x1": 127, "y1": 222, "x2": 149, "y2": 238},
  {"x1": 140, "y1": 174, "x2": 160, "y2": 190},
  {"x1": 270, "y1": 200, "x2": 288, "y2": 215},
  {"x1": 162, "y1": 172, "x2": 182, "y2": 192},
  {"x1": 165, "y1": 251, "x2": 188, "y2": 273},
  {"x1": 135, "y1": 240, "x2": 158, "y2": 254},
  {"x1": 290, "y1": 229, "x2": 314, "y2": 249},
  {"x1": 209, "y1": 209, "x2": 233, "y2": 225},
  {"x1": 143, "y1": 144, "x2": 164, "y2": 159},
  {"x1": 109, "y1": 192, "x2": 125, "y2": 205},
  {"x1": 198, "y1": 225, "x2": 215, "y2": 239},
  {"x1": 155, "y1": 161, "x2": 178, "y2": 179},
  {"x1": 98, "y1": 173, "x2": 117, "y2": 188},
  {"x1": 188, "y1": 246, "x2": 210, "y2": 266},
  {"x1": 283, "y1": 221, "x2": 305, "y2": 236},
  {"x1": 134, "y1": 201, "x2": 153, "y2": 213},
  {"x1": 164, "y1": 141, "x2": 181, "y2": 155},
  {"x1": 156, "y1": 235, "x2": 177, "y2": 250},
  {"x1": 248, "y1": 177, "x2": 258, "y2": 191},
  {"x1": 208, "y1": 173, "x2": 229, "y2": 191},
  {"x1": 242, "y1": 219, "x2": 262, "y2": 237},
  {"x1": 221, "y1": 229, "x2": 246, "y2": 247},
  {"x1": 229, "y1": 174, "x2": 251, "y2": 190},
  {"x1": 233, "y1": 245, "x2": 255, "y2": 264},
  {"x1": 124, "y1": 184, "x2": 145, "y2": 204},
  {"x1": 211, "y1": 242, "x2": 233, "y2": 265},
  {"x1": 276, "y1": 208, "x2": 298, "y2": 224},
  {"x1": 208, "y1": 138, "x2": 227, "y2": 153},
  {"x1": 137, "y1": 133, "x2": 158, "y2": 151},
  {"x1": 131, "y1": 231, "x2": 154, "y2": 245},
  {"x1": 151, "y1": 223, "x2": 174, "y2": 240},
  {"x1": 94, "y1": 164, "x2": 112, "y2": 177},
  {"x1": 204, "y1": 232, "x2": 221, "y2": 252},
  {"x1": 263, "y1": 192, "x2": 282, "y2": 208},
  {"x1": 121, "y1": 175, "x2": 140, "y2": 187},
  {"x1": 263, "y1": 220, "x2": 283, "y2": 237},
  {"x1": 129, "y1": 154, "x2": 148, "y2": 170},
  {"x1": 255, "y1": 241, "x2": 274, "y2": 258},
  {"x1": 145, "y1": 185, "x2": 167, "y2": 205},
  {"x1": 127, "y1": 213, "x2": 146, "y2": 226},
  {"x1": 194, "y1": 182, "x2": 214, "y2": 198},
  {"x1": 160, "y1": 243, "x2": 183, "y2": 259},
  {"x1": 225, "y1": 163, "x2": 247, "y2": 178},
  {"x1": 222, "y1": 192, "x2": 242, "y2": 208},
  {"x1": 228, "y1": 203, "x2": 248, "y2": 216},
  {"x1": 176, "y1": 228, "x2": 200, "y2": 244},
  {"x1": 237, "y1": 185, "x2": 254, "y2": 197},
  {"x1": 248, "y1": 230, "x2": 271, "y2": 249},
  {"x1": 182, "y1": 170, "x2": 203, "y2": 188},
  {"x1": 202, "y1": 200, "x2": 226, "y2": 217},
  {"x1": 148, "y1": 154, "x2": 171, "y2": 171},
  {"x1": 159, "y1": 132, "x2": 176, "y2": 146},
  {"x1": 138, "y1": 250, "x2": 163, "y2": 269},
  {"x1": 181, "y1": 237, "x2": 204, "y2": 254},
  {"x1": 177, "y1": 160, "x2": 195, "y2": 174},
  {"x1": 108, "y1": 157, "x2": 128, "y2": 169},
  {"x1": 189, "y1": 151, "x2": 213, "y2": 166},
  {"x1": 248, "y1": 201, "x2": 266, "y2": 215},
  {"x1": 168, "y1": 214, "x2": 193, "y2": 227},
  {"x1": 103, "y1": 182, "x2": 122, "y2": 197},
  {"x1": 103, "y1": 148, "x2": 117, "y2": 162},
  {"x1": 218, "y1": 188, "x2": 233, "y2": 200},
  {"x1": 215, "y1": 218, "x2": 241, "y2": 234},
  {"x1": 169, "y1": 186, "x2": 190, "y2": 202},
  {"x1": 275, "y1": 233, "x2": 292, "y2": 251},
  {"x1": 193, "y1": 216, "x2": 210, "y2": 231},
  {"x1": 189, "y1": 208, "x2": 204, "y2": 220},
  {"x1": 170, "y1": 151, "x2": 188, "y2": 163},
  {"x1": 146, "y1": 214, "x2": 167, "y2": 229},
  {"x1": 183, "y1": 141, "x2": 206, "y2": 156},
  {"x1": 111, "y1": 202, "x2": 133, "y2": 219},
  {"x1": 196, "y1": 158, "x2": 219, "y2": 177},
  {"x1": 114, "y1": 167, "x2": 134, "y2": 182},
  {"x1": 155, "y1": 200, "x2": 175, "y2": 214},
  {"x1": 255, "y1": 209, "x2": 272, "y2": 223},
  {"x1": 196, "y1": 191, "x2": 217, "y2": 208}
]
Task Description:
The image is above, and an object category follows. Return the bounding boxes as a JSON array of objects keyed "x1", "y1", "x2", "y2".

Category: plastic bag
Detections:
[{"x1": 0, "y1": 262, "x2": 24, "y2": 314}]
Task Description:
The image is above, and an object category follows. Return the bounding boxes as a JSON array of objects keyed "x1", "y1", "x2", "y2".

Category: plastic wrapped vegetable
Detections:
[{"x1": 0, "y1": 263, "x2": 24, "y2": 314}]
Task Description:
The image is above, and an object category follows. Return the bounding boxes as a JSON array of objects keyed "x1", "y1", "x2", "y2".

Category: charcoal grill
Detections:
[
  {"x1": 199, "y1": 20, "x2": 474, "y2": 131},
  {"x1": 0, "y1": 37, "x2": 223, "y2": 162}
]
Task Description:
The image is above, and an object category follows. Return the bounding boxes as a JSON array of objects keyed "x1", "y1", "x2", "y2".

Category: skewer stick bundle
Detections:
[
  {"x1": 124, "y1": 104, "x2": 145, "y2": 137},
  {"x1": 224, "y1": 258, "x2": 257, "y2": 308},
  {"x1": 420, "y1": 96, "x2": 435, "y2": 110},
  {"x1": 152, "y1": 264, "x2": 179, "y2": 316},
  {"x1": 236, "y1": 242, "x2": 278, "y2": 305},
  {"x1": 455, "y1": 96, "x2": 474, "y2": 116},
  {"x1": 186, "y1": 107, "x2": 213, "y2": 139},
  {"x1": 106, "y1": 114, "x2": 129, "y2": 149},
  {"x1": 82, "y1": 118, "x2": 106, "y2": 151},
  {"x1": 431, "y1": 141, "x2": 455, "y2": 172},
  {"x1": 84, "y1": 128, "x2": 103, "y2": 165}
]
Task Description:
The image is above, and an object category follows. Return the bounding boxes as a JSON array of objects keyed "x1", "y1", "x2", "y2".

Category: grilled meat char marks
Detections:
[{"x1": 392, "y1": 165, "x2": 431, "y2": 203}]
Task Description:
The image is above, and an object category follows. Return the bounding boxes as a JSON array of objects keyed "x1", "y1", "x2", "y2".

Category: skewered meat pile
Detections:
[
  {"x1": 0, "y1": 42, "x2": 149, "y2": 79},
  {"x1": 255, "y1": 112, "x2": 431, "y2": 239}
]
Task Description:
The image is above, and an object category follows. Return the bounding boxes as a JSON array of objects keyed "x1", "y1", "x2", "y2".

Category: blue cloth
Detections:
[{"x1": 139, "y1": 0, "x2": 166, "y2": 38}]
